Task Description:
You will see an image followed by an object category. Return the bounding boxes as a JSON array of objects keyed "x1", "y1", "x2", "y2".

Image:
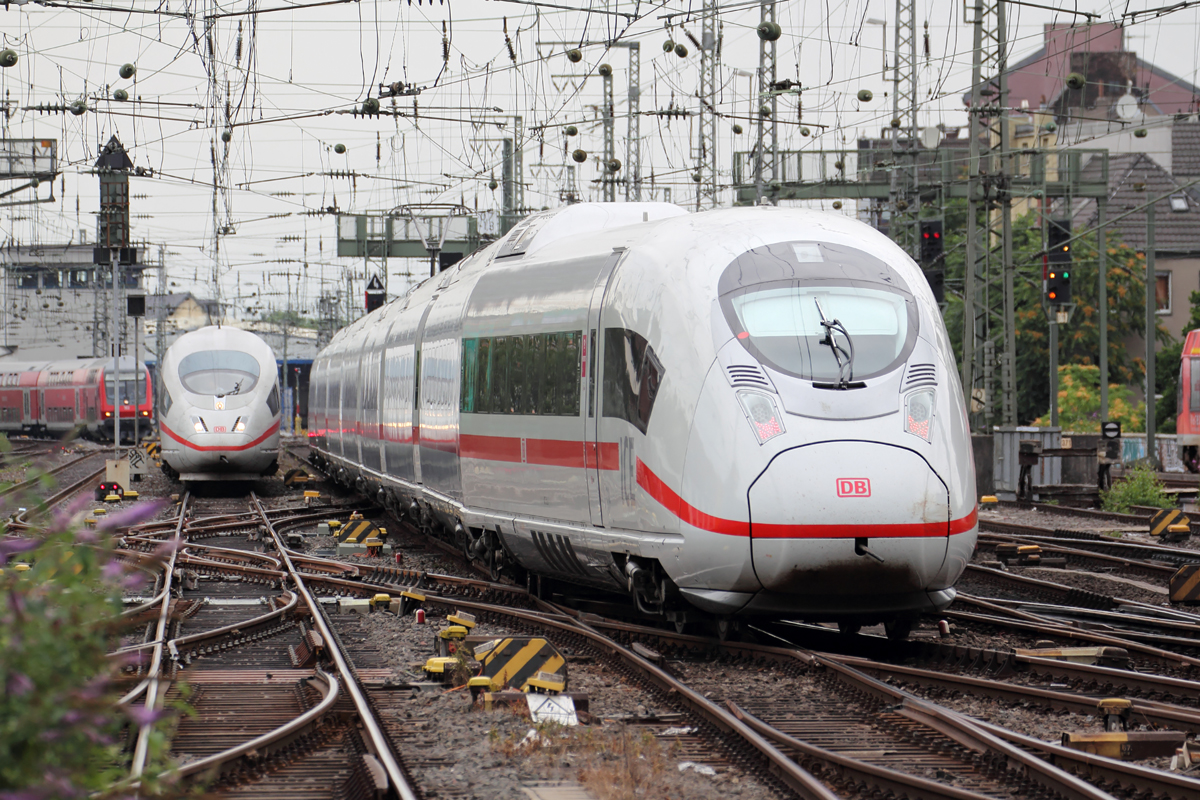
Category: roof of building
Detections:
[
  {"x1": 1073, "y1": 152, "x2": 1200, "y2": 255},
  {"x1": 1173, "y1": 122, "x2": 1200, "y2": 177},
  {"x1": 145, "y1": 292, "x2": 219, "y2": 316},
  {"x1": 966, "y1": 24, "x2": 1200, "y2": 116}
]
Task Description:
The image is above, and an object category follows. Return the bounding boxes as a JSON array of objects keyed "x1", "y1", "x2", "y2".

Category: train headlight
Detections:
[
  {"x1": 191, "y1": 415, "x2": 207, "y2": 433},
  {"x1": 904, "y1": 389, "x2": 935, "y2": 442},
  {"x1": 234, "y1": 417, "x2": 246, "y2": 432},
  {"x1": 736, "y1": 389, "x2": 786, "y2": 445}
]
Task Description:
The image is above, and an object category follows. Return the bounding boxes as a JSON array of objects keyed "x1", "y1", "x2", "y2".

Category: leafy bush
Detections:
[
  {"x1": 1032, "y1": 364, "x2": 1144, "y2": 433},
  {"x1": 1101, "y1": 465, "x2": 1175, "y2": 513},
  {"x1": 0, "y1": 470, "x2": 175, "y2": 799}
]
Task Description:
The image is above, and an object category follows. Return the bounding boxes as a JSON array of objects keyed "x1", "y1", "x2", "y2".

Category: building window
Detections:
[
  {"x1": 42, "y1": 271, "x2": 60, "y2": 289},
  {"x1": 1156, "y1": 271, "x2": 1172, "y2": 315},
  {"x1": 18, "y1": 271, "x2": 38, "y2": 289},
  {"x1": 68, "y1": 270, "x2": 90, "y2": 288}
]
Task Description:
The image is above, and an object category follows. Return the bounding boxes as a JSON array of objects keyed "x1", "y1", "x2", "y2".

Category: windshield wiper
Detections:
[
  {"x1": 229, "y1": 380, "x2": 242, "y2": 396},
  {"x1": 813, "y1": 298, "x2": 856, "y2": 389}
]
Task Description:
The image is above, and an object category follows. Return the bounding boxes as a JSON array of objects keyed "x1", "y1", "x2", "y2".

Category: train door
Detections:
[
  {"x1": 582, "y1": 249, "x2": 626, "y2": 527},
  {"x1": 411, "y1": 303, "x2": 437, "y2": 485}
]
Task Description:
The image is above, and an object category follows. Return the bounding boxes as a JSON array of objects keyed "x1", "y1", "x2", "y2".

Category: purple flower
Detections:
[
  {"x1": 120, "y1": 572, "x2": 146, "y2": 590},
  {"x1": 123, "y1": 704, "x2": 168, "y2": 726},
  {"x1": 98, "y1": 501, "x2": 169, "y2": 533},
  {"x1": 6, "y1": 672, "x2": 33, "y2": 696},
  {"x1": 101, "y1": 560, "x2": 127, "y2": 580},
  {"x1": 0, "y1": 536, "x2": 38, "y2": 565}
]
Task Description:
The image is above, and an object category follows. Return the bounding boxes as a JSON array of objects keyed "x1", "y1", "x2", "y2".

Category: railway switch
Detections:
[
  {"x1": 526, "y1": 670, "x2": 567, "y2": 694},
  {"x1": 447, "y1": 611, "x2": 476, "y2": 629},
  {"x1": 1098, "y1": 698, "x2": 1132, "y2": 732},
  {"x1": 397, "y1": 589, "x2": 425, "y2": 616},
  {"x1": 436, "y1": 625, "x2": 470, "y2": 656},
  {"x1": 1169, "y1": 564, "x2": 1200, "y2": 604},
  {"x1": 370, "y1": 593, "x2": 391, "y2": 609},
  {"x1": 1061, "y1": 731, "x2": 1185, "y2": 760},
  {"x1": 1016, "y1": 646, "x2": 1130, "y2": 668},
  {"x1": 422, "y1": 656, "x2": 462, "y2": 682}
]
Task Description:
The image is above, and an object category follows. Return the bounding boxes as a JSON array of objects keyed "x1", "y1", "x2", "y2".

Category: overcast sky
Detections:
[{"x1": 1, "y1": 0, "x2": 1198, "y2": 321}]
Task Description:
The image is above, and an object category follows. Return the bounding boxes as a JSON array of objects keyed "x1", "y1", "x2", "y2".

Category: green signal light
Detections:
[{"x1": 1063, "y1": 272, "x2": 1069, "y2": 278}]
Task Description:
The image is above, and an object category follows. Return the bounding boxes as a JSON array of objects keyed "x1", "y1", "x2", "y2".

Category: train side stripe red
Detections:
[
  {"x1": 161, "y1": 420, "x2": 280, "y2": 452},
  {"x1": 460, "y1": 434, "x2": 619, "y2": 470},
  {"x1": 635, "y1": 457, "x2": 977, "y2": 540}
]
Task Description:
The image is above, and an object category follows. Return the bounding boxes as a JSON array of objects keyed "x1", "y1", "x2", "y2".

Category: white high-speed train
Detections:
[
  {"x1": 308, "y1": 204, "x2": 977, "y2": 636},
  {"x1": 159, "y1": 326, "x2": 281, "y2": 482}
]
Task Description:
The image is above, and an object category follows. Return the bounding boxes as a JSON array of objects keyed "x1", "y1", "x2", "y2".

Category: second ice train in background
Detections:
[
  {"x1": 308, "y1": 203, "x2": 978, "y2": 635},
  {"x1": 158, "y1": 326, "x2": 281, "y2": 482}
]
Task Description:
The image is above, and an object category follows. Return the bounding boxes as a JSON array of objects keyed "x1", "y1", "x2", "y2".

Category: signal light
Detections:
[
  {"x1": 919, "y1": 219, "x2": 944, "y2": 266},
  {"x1": 1046, "y1": 219, "x2": 1072, "y2": 304}
]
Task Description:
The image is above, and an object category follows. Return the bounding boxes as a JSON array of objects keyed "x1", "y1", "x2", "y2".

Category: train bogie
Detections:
[
  {"x1": 159, "y1": 327, "x2": 281, "y2": 482},
  {"x1": 309, "y1": 203, "x2": 979, "y2": 629}
]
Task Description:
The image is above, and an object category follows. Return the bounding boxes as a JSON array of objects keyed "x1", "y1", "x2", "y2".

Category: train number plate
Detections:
[
  {"x1": 213, "y1": 425, "x2": 227, "y2": 432},
  {"x1": 836, "y1": 478, "x2": 871, "y2": 497}
]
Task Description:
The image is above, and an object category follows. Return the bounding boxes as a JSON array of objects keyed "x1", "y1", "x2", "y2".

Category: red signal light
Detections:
[
  {"x1": 1048, "y1": 291, "x2": 1057, "y2": 300},
  {"x1": 933, "y1": 232, "x2": 940, "y2": 239},
  {"x1": 922, "y1": 232, "x2": 930, "y2": 239}
]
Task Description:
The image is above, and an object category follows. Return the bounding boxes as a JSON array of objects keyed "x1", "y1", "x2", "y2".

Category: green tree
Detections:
[
  {"x1": 1031, "y1": 364, "x2": 1144, "y2": 431},
  {"x1": 940, "y1": 205, "x2": 1168, "y2": 424}
]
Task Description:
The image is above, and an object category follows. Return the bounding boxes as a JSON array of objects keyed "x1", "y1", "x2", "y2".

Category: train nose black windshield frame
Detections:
[{"x1": 717, "y1": 241, "x2": 919, "y2": 384}]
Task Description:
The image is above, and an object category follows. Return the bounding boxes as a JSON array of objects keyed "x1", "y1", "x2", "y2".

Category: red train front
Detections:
[
  {"x1": 0, "y1": 355, "x2": 153, "y2": 442},
  {"x1": 1178, "y1": 330, "x2": 1200, "y2": 472}
]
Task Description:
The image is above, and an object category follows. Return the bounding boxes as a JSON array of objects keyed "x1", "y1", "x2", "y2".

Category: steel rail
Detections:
[
  {"x1": 725, "y1": 702, "x2": 1011, "y2": 800},
  {"x1": 248, "y1": 493, "x2": 419, "y2": 800},
  {"x1": 174, "y1": 669, "x2": 341, "y2": 780},
  {"x1": 832, "y1": 654, "x2": 1200, "y2": 734},
  {"x1": 813, "y1": 656, "x2": 1117, "y2": 800},
  {"x1": 168, "y1": 591, "x2": 299, "y2": 653},
  {"x1": 952, "y1": 596, "x2": 1200, "y2": 667},
  {"x1": 974, "y1": 718, "x2": 1200, "y2": 800},
  {"x1": 0, "y1": 451, "x2": 104, "y2": 500},
  {"x1": 130, "y1": 491, "x2": 189, "y2": 778}
]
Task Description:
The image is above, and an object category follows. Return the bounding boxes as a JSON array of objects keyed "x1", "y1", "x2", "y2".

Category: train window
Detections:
[
  {"x1": 160, "y1": 382, "x2": 173, "y2": 416},
  {"x1": 602, "y1": 329, "x2": 663, "y2": 434},
  {"x1": 718, "y1": 241, "x2": 918, "y2": 383},
  {"x1": 267, "y1": 383, "x2": 280, "y2": 416},
  {"x1": 177, "y1": 351, "x2": 261, "y2": 395},
  {"x1": 460, "y1": 332, "x2": 581, "y2": 416}
]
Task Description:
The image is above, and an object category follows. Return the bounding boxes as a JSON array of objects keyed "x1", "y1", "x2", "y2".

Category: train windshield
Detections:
[
  {"x1": 718, "y1": 241, "x2": 918, "y2": 383},
  {"x1": 178, "y1": 351, "x2": 261, "y2": 396},
  {"x1": 104, "y1": 375, "x2": 143, "y2": 404}
]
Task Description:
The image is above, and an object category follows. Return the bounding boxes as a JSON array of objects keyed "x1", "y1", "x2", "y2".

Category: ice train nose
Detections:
[{"x1": 747, "y1": 441, "x2": 949, "y2": 596}]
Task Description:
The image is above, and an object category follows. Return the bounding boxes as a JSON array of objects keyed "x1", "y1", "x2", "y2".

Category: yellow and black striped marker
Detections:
[
  {"x1": 144, "y1": 441, "x2": 161, "y2": 458},
  {"x1": 1150, "y1": 508, "x2": 1190, "y2": 539},
  {"x1": 1169, "y1": 564, "x2": 1200, "y2": 604},
  {"x1": 337, "y1": 519, "x2": 381, "y2": 544},
  {"x1": 283, "y1": 468, "x2": 310, "y2": 486},
  {"x1": 472, "y1": 637, "x2": 567, "y2": 693}
]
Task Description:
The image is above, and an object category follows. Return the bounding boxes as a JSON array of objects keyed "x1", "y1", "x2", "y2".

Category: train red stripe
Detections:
[
  {"x1": 161, "y1": 420, "x2": 280, "y2": 452},
  {"x1": 460, "y1": 434, "x2": 619, "y2": 470},
  {"x1": 635, "y1": 457, "x2": 977, "y2": 540}
]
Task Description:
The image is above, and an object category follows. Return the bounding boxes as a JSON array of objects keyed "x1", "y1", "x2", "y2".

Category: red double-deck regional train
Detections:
[{"x1": 0, "y1": 355, "x2": 153, "y2": 442}]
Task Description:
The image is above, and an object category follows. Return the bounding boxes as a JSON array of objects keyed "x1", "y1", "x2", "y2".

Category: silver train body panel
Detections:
[
  {"x1": 309, "y1": 204, "x2": 977, "y2": 620},
  {"x1": 159, "y1": 326, "x2": 282, "y2": 481}
]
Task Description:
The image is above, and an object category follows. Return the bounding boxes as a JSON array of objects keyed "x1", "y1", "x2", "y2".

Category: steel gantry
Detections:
[
  {"x1": 697, "y1": 0, "x2": 720, "y2": 209},
  {"x1": 889, "y1": 0, "x2": 920, "y2": 258},
  {"x1": 753, "y1": 0, "x2": 779, "y2": 206}
]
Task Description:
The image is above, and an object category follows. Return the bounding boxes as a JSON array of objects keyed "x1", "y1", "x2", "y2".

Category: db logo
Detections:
[{"x1": 836, "y1": 478, "x2": 871, "y2": 497}]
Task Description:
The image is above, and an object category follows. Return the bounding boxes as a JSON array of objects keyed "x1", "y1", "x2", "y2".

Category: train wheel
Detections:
[
  {"x1": 837, "y1": 621, "x2": 862, "y2": 635},
  {"x1": 715, "y1": 618, "x2": 740, "y2": 642},
  {"x1": 884, "y1": 619, "x2": 912, "y2": 641}
]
